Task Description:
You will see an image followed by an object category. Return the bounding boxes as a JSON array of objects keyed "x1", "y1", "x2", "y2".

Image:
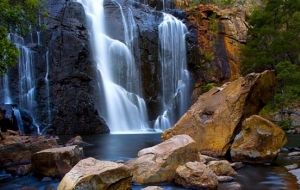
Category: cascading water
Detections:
[
  {"x1": 12, "y1": 107, "x2": 24, "y2": 135},
  {"x1": 2, "y1": 74, "x2": 12, "y2": 104},
  {"x1": 77, "y1": 0, "x2": 149, "y2": 133},
  {"x1": 154, "y1": 13, "x2": 191, "y2": 131},
  {"x1": 8, "y1": 34, "x2": 40, "y2": 134},
  {"x1": 45, "y1": 50, "x2": 51, "y2": 125}
]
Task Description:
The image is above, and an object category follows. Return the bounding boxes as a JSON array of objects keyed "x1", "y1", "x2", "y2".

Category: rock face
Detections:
[
  {"x1": 174, "y1": 162, "x2": 218, "y2": 190},
  {"x1": 162, "y1": 71, "x2": 276, "y2": 157},
  {"x1": 183, "y1": 4, "x2": 248, "y2": 86},
  {"x1": 231, "y1": 115, "x2": 287, "y2": 163},
  {"x1": 32, "y1": 145, "x2": 84, "y2": 177},
  {"x1": 43, "y1": 0, "x2": 109, "y2": 135},
  {"x1": 58, "y1": 157, "x2": 132, "y2": 190},
  {"x1": 129, "y1": 135, "x2": 198, "y2": 184},
  {"x1": 207, "y1": 160, "x2": 237, "y2": 176}
]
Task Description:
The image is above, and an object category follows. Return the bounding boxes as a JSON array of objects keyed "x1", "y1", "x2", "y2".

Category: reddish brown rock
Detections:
[
  {"x1": 231, "y1": 115, "x2": 287, "y2": 163},
  {"x1": 174, "y1": 161, "x2": 218, "y2": 190},
  {"x1": 0, "y1": 135, "x2": 58, "y2": 168},
  {"x1": 162, "y1": 71, "x2": 276, "y2": 157},
  {"x1": 32, "y1": 145, "x2": 84, "y2": 177}
]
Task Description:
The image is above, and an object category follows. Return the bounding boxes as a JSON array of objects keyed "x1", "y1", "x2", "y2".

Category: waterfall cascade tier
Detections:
[
  {"x1": 0, "y1": 34, "x2": 40, "y2": 134},
  {"x1": 77, "y1": 0, "x2": 149, "y2": 133},
  {"x1": 154, "y1": 13, "x2": 191, "y2": 131}
]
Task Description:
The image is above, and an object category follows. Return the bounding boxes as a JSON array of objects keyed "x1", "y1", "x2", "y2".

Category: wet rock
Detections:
[
  {"x1": 58, "y1": 157, "x2": 132, "y2": 190},
  {"x1": 0, "y1": 135, "x2": 58, "y2": 169},
  {"x1": 41, "y1": 177, "x2": 53, "y2": 182},
  {"x1": 288, "y1": 152, "x2": 300, "y2": 157},
  {"x1": 32, "y1": 145, "x2": 83, "y2": 177},
  {"x1": 6, "y1": 164, "x2": 31, "y2": 176},
  {"x1": 42, "y1": 0, "x2": 109, "y2": 135},
  {"x1": 219, "y1": 182, "x2": 242, "y2": 190},
  {"x1": 289, "y1": 169, "x2": 300, "y2": 185},
  {"x1": 141, "y1": 186, "x2": 164, "y2": 190},
  {"x1": 174, "y1": 161, "x2": 218, "y2": 190},
  {"x1": 65, "y1": 136, "x2": 92, "y2": 147},
  {"x1": 129, "y1": 135, "x2": 198, "y2": 184},
  {"x1": 230, "y1": 162, "x2": 245, "y2": 170},
  {"x1": 217, "y1": 176, "x2": 234, "y2": 183},
  {"x1": 208, "y1": 160, "x2": 237, "y2": 176},
  {"x1": 285, "y1": 164, "x2": 298, "y2": 171},
  {"x1": 231, "y1": 115, "x2": 287, "y2": 163},
  {"x1": 162, "y1": 71, "x2": 276, "y2": 157}
]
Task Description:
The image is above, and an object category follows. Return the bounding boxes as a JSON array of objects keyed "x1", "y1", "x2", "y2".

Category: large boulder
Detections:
[
  {"x1": 0, "y1": 135, "x2": 58, "y2": 168},
  {"x1": 129, "y1": 135, "x2": 198, "y2": 184},
  {"x1": 162, "y1": 71, "x2": 276, "y2": 157},
  {"x1": 32, "y1": 145, "x2": 84, "y2": 177},
  {"x1": 174, "y1": 162, "x2": 218, "y2": 190},
  {"x1": 58, "y1": 157, "x2": 132, "y2": 190},
  {"x1": 230, "y1": 115, "x2": 287, "y2": 163}
]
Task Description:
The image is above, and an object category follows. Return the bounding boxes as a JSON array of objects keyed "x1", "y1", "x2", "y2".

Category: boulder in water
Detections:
[
  {"x1": 162, "y1": 71, "x2": 276, "y2": 157},
  {"x1": 58, "y1": 157, "x2": 132, "y2": 190},
  {"x1": 32, "y1": 145, "x2": 83, "y2": 177},
  {"x1": 129, "y1": 135, "x2": 198, "y2": 184},
  {"x1": 174, "y1": 161, "x2": 218, "y2": 190},
  {"x1": 230, "y1": 115, "x2": 287, "y2": 163}
]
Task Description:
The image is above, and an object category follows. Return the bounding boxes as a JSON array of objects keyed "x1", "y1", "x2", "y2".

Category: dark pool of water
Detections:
[{"x1": 0, "y1": 133, "x2": 299, "y2": 190}]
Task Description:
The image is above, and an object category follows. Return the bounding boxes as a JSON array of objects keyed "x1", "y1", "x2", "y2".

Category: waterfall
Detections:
[
  {"x1": 45, "y1": 50, "x2": 51, "y2": 125},
  {"x1": 12, "y1": 107, "x2": 24, "y2": 135},
  {"x1": 77, "y1": 0, "x2": 149, "y2": 133},
  {"x1": 8, "y1": 34, "x2": 40, "y2": 134},
  {"x1": 2, "y1": 74, "x2": 12, "y2": 104},
  {"x1": 154, "y1": 13, "x2": 191, "y2": 131}
]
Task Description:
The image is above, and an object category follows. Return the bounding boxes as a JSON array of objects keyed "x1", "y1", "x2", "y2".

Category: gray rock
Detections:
[
  {"x1": 217, "y1": 176, "x2": 234, "y2": 182},
  {"x1": 230, "y1": 162, "x2": 245, "y2": 170},
  {"x1": 285, "y1": 163, "x2": 298, "y2": 171},
  {"x1": 141, "y1": 186, "x2": 164, "y2": 190},
  {"x1": 288, "y1": 152, "x2": 300, "y2": 157},
  {"x1": 219, "y1": 182, "x2": 242, "y2": 190}
]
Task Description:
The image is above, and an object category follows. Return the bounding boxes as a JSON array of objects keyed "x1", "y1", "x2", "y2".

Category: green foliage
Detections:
[
  {"x1": 277, "y1": 119, "x2": 293, "y2": 130},
  {"x1": 0, "y1": 27, "x2": 18, "y2": 73},
  {"x1": 201, "y1": 82, "x2": 217, "y2": 92},
  {"x1": 192, "y1": 0, "x2": 236, "y2": 6},
  {"x1": 0, "y1": 0, "x2": 41, "y2": 75},
  {"x1": 242, "y1": 0, "x2": 300, "y2": 113}
]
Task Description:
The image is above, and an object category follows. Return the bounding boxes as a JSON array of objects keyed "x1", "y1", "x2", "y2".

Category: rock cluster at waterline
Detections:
[
  {"x1": 0, "y1": 135, "x2": 58, "y2": 176},
  {"x1": 162, "y1": 71, "x2": 286, "y2": 163},
  {"x1": 128, "y1": 135, "x2": 198, "y2": 184}
]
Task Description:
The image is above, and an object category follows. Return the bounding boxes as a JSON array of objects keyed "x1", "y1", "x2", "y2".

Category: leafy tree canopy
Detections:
[
  {"x1": 241, "y1": 0, "x2": 300, "y2": 113},
  {"x1": 0, "y1": 0, "x2": 41, "y2": 74}
]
